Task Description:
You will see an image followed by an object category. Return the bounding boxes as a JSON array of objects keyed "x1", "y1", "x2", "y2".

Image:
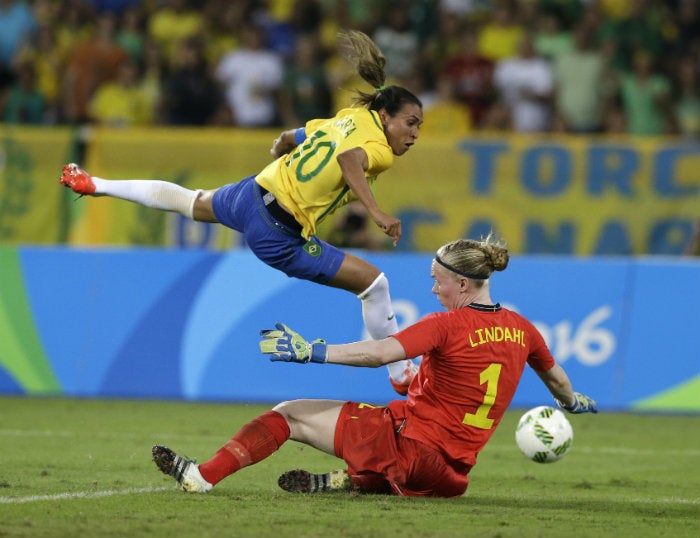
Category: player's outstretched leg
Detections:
[
  {"x1": 58, "y1": 163, "x2": 201, "y2": 218},
  {"x1": 278, "y1": 469, "x2": 351, "y2": 493},
  {"x1": 152, "y1": 445, "x2": 213, "y2": 493},
  {"x1": 60, "y1": 163, "x2": 96, "y2": 195}
]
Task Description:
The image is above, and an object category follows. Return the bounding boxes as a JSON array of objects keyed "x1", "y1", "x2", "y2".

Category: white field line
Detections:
[{"x1": 0, "y1": 486, "x2": 171, "y2": 504}]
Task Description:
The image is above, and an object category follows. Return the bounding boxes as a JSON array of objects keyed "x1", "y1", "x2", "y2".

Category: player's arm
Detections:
[
  {"x1": 259, "y1": 323, "x2": 407, "y2": 366},
  {"x1": 326, "y1": 338, "x2": 406, "y2": 367},
  {"x1": 535, "y1": 364, "x2": 598, "y2": 414},
  {"x1": 536, "y1": 364, "x2": 574, "y2": 405},
  {"x1": 336, "y1": 147, "x2": 401, "y2": 246},
  {"x1": 270, "y1": 127, "x2": 306, "y2": 158}
]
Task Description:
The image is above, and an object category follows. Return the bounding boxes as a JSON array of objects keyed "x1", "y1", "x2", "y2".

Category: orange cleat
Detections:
[{"x1": 59, "y1": 163, "x2": 95, "y2": 195}]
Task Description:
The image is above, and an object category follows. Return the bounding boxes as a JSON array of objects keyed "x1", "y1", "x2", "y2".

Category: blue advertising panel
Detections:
[{"x1": 1, "y1": 247, "x2": 698, "y2": 412}]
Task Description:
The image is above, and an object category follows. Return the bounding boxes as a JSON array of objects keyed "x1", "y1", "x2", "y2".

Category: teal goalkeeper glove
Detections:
[
  {"x1": 555, "y1": 392, "x2": 598, "y2": 414},
  {"x1": 259, "y1": 323, "x2": 327, "y2": 364}
]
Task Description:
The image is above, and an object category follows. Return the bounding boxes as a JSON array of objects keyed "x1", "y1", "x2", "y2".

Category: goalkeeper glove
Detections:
[
  {"x1": 555, "y1": 392, "x2": 598, "y2": 414},
  {"x1": 259, "y1": 322, "x2": 327, "y2": 364}
]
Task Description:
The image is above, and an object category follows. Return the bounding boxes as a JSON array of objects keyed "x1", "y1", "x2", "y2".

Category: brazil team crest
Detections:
[{"x1": 303, "y1": 240, "x2": 322, "y2": 257}]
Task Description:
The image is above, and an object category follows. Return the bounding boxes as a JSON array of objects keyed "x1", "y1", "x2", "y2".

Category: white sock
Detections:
[
  {"x1": 358, "y1": 272, "x2": 413, "y2": 382},
  {"x1": 91, "y1": 177, "x2": 200, "y2": 219}
]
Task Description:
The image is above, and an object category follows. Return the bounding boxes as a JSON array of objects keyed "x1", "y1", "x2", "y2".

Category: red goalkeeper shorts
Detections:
[{"x1": 334, "y1": 401, "x2": 470, "y2": 498}]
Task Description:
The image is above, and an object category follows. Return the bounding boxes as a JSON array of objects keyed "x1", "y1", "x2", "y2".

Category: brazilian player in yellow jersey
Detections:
[{"x1": 59, "y1": 30, "x2": 423, "y2": 393}]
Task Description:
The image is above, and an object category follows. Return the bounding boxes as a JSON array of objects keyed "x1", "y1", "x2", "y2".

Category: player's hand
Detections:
[
  {"x1": 555, "y1": 392, "x2": 598, "y2": 414},
  {"x1": 269, "y1": 137, "x2": 285, "y2": 158},
  {"x1": 374, "y1": 213, "x2": 402, "y2": 246},
  {"x1": 259, "y1": 323, "x2": 327, "y2": 364}
]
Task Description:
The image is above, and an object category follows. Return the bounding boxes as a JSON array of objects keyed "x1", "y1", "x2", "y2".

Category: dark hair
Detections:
[{"x1": 337, "y1": 29, "x2": 422, "y2": 115}]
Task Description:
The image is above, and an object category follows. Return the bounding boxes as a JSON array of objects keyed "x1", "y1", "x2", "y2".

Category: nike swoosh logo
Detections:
[{"x1": 387, "y1": 314, "x2": 395, "y2": 321}]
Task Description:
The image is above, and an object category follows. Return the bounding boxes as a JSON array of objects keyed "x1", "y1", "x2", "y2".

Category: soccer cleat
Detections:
[
  {"x1": 152, "y1": 444, "x2": 213, "y2": 493},
  {"x1": 390, "y1": 361, "x2": 420, "y2": 396},
  {"x1": 59, "y1": 163, "x2": 96, "y2": 195},
  {"x1": 278, "y1": 469, "x2": 351, "y2": 493}
]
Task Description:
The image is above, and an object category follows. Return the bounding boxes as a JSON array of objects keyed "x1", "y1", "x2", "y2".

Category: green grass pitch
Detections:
[{"x1": 1, "y1": 396, "x2": 698, "y2": 538}]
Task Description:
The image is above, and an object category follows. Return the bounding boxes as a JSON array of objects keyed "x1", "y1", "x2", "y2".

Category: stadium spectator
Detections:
[
  {"x1": 115, "y1": 6, "x2": 146, "y2": 64},
  {"x1": 441, "y1": 26, "x2": 495, "y2": 128},
  {"x1": 160, "y1": 36, "x2": 223, "y2": 126},
  {"x1": 669, "y1": 0, "x2": 700, "y2": 59},
  {"x1": 60, "y1": 11, "x2": 129, "y2": 124},
  {"x1": 600, "y1": 0, "x2": 665, "y2": 72},
  {"x1": 533, "y1": 0, "x2": 585, "y2": 31},
  {"x1": 533, "y1": 10, "x2": 573, "y2": 61},
  {"x1": 215, "y1": 23, "x2": 284, "y2": 127},
  {"x1": 59, "y1": 30, "x2": 423, "y2": 393},
  {"x1": 493, "y1": 34, "x2": 553, "y2": 132},
  {"x1": 476, "y1": 1, "x2": 525, "y2": 63},
  {"x1": 52, "y1": 1, "x2": 93, "y2": 66},
  {"x1": 419, "y1": 73, "x2": 472, "y2": 136},
  {"x1": 278, "y1": 33, "x2": 332, "y2": 127},
  {"x1": 372, "y1": 2, "x2": 421, "y2": 82},
  {"x1": 151, "y1": 234, "x2": 598, "y2": 496},
  {"x1": 0, "y1": 0, "x2": 37, "y2": 70},
  {"x1": 602, "y1": 98, "x2": 627, "y2": 134},
  {"x1": 616, "y1": 48, "x2": 672, "y2": 136},
  {"x1": 671, "y1": 55, "x2": 700, "y2": 139},
  {"x1": 147, "y1": 0, "x2": 203, "y2": 67},
  {"x1": 420, "y1": 7, "x2": 467, "y2": 80},
  {"x1": 480, "y1": 99, "x2": 512, "y2": 131},
  {"x1": 0, "y1": 0, "x2": 695, "y2": 136},
  {"x1": 261, "y1": 0, "x2": 325, "y2": 59},
  {"x1": 200, "y1": 0, "x2": 248, "y2": 68},
  {"x1": 552, "y1": 24, "x2": 609, "y2": 133},
  {"x1": 85, "y1": 0, "x2": 141, "y2": 16},
  {"x1": 3, "y1": 59, "x2": 44, "y2": 124},
  {"x1": 13, "y1": 24, "x2": 62, "y2": 123},
  {"x1": 138, "y1": 38, "x2": 165, "y2": 123},
  {"x1": 88, "y1": 58, "x2": 155, "y2": 127}
]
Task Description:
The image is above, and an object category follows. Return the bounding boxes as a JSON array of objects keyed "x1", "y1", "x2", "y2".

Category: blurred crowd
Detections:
[{"x1": 1, "y1": 0, "x2": 699, "y2": 138}]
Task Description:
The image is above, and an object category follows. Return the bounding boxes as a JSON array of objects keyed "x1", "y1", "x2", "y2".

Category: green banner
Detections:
[{"x1": 0, "y1": 126, "x2": 75, "y2": 244}]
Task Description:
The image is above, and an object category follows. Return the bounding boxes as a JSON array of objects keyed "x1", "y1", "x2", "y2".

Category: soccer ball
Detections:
[{"x1": 515, "y1": 406, "x2": 573, "y2": 463}]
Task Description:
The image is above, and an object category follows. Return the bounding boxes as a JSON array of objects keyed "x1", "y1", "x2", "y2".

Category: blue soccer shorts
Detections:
[{"x1": 212, "y1": 176, "x2": 345, "y2": 284}]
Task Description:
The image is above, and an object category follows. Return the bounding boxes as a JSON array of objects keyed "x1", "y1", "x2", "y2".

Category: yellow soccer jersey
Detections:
[{"x1": 256, "y1": 107, "x2": 393, "y2": 239}]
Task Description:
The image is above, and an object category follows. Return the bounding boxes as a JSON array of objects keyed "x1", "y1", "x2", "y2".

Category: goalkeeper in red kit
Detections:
[{"x1": 152, "y1": 234, "x2": 597, "y2": 497}]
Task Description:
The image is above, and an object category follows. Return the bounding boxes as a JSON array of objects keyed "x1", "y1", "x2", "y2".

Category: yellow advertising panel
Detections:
[
  {"x1": 378, "y1": 134, "x2": 700, "y2": 254},
  {"x1": 74, "y1": 129, "x2": 700, "y2": 254},
  {"x1": 2, "y1": 125, "x2": 697, "y2": 255}
]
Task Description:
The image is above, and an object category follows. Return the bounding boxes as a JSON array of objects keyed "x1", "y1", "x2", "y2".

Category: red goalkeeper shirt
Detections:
[{"x1": 390, "y1": 303, "x2": 555, "y2": 467}]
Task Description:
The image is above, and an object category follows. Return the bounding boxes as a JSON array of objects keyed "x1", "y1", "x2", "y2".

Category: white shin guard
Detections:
[
  {"x1": 358, "y1": 273, "x2": 411, "y2": 381},
  {"x1": 358, "y1": 272, "x2": 398, "y2": 340}
]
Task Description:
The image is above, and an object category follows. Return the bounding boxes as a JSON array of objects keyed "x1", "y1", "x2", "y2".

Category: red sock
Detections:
[{"x1": 198, "y1": 410, "x2": 290, "y2": 485}]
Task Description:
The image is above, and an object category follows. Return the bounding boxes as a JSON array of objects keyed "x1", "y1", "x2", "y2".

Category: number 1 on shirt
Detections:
[{"x1": 462, "y1": 363, "x2": 502, "y2": 429}]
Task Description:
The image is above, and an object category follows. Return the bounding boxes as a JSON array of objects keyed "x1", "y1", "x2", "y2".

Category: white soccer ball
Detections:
[{"x1": 515, "y1": 406, "x2": 573, "y2": 463}]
